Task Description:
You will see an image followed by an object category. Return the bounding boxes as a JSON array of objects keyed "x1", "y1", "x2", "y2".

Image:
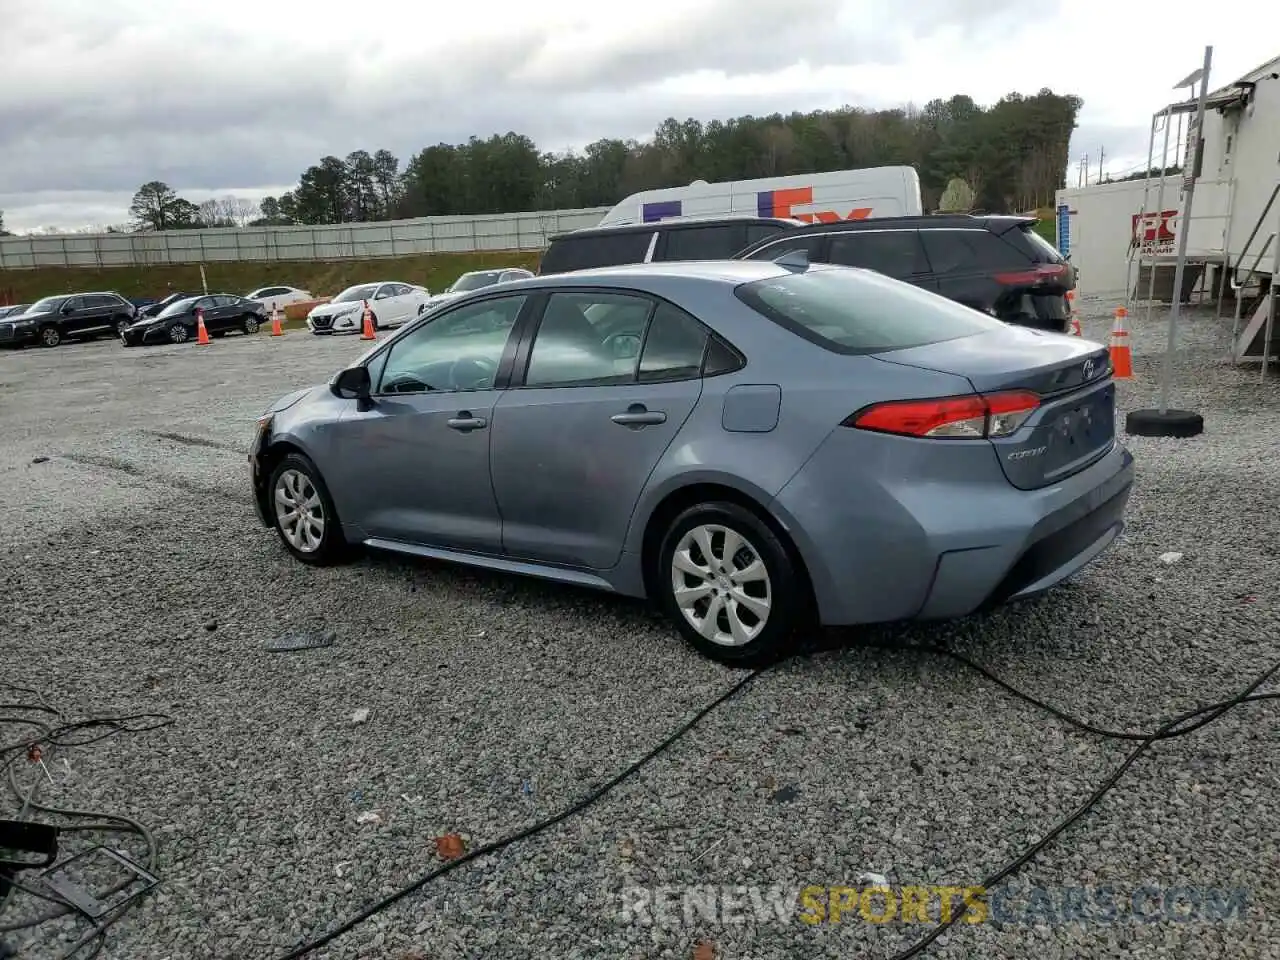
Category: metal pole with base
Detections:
[{"x1": 1126, "y1": 45, "x2": 1213, "y2": 440}]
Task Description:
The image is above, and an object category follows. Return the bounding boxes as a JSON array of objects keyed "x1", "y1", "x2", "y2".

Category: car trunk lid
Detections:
[{"x1": 876, "y1": 327, "x2": 1115, "y2": 490}]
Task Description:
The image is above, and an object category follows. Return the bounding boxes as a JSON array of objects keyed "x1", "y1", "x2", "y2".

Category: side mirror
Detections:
[{"x1": 331, "y1": 365, "x2": 372, "y2": 400}]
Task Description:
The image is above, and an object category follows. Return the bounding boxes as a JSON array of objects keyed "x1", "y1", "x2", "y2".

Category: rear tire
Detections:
[
  {"x1": 655, "y1": 501, "x2": 806, "y2": 666},
  {"x1": 267, "y1": 453, "x2": 349, "y2": 565}
]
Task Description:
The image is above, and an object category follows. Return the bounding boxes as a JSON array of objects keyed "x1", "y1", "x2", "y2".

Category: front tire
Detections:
[
  {"x1": 656, "y1": 501, "x2": 806, "y2": 666},
  {"x1": 267, "y1": 453, "x2": 348, "y2": 565},
  {"x1": 38, "y1": 326, "x2": 61, "y2": 348},
  {"x1": 242, "y1": 315, "x2": 260, "y2": 335},
  {"x1": 168, "y1": 323, "x2": 189, "y2": 344}
]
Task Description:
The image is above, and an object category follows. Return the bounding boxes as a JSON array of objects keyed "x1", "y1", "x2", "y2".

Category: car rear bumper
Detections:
[{"x1": 770, "y1": 434, "x2": 1135, "y2": 626}]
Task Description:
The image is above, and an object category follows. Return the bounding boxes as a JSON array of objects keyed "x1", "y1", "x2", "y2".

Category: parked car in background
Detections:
[
  {"x1": 538, "y1": 215, "x2": 801, "y2": 275},
  {"x1": 0, "y1": 304, "x2": 31, "y2": 320},
  {"x1": 305, "y1": 281, "x2": 430, "y2": 335},
  {"x1": 246, "y1": 286, "x2": 314, "y2": 312},
  {"x1": 734, "y1": 214, "x2": 1077, "y2": 332},
  {"x1": 121, "y1": 293, "x2": 266, "y2": 346},
  {"x1": 136, "y1": 291, "x2": 201, "y2": 319},
  {"x1": 249, "y1": 259, "x2": 1131, "y2": 666},
  {"x1": 425, "y1": 268, "x2": 535, "y2": 309},
  {"x1": 0, "y1": 292, "x2": 137, "y2": 348}
]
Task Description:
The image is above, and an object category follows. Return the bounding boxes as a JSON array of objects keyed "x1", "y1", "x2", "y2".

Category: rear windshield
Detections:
[
  {"x1": 1018, "y1": 225, "x2": 1065, "y2": 263},
  {"x1": 735, "y1": 266, "x2": 1005, "y2": 354}
]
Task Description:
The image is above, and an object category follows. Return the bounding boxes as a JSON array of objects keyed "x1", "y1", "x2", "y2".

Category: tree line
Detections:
[{"x1": 119, "y1": 89, "x2": 1082, "y2": 232}]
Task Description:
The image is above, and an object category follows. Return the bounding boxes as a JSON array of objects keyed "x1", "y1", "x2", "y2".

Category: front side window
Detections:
[
  {"x1": 736, "y1": 266, "x2": 1004, "y2": 355},
  {"x1": 377, "y1": 295, "x2": 526, "y2": 395}
]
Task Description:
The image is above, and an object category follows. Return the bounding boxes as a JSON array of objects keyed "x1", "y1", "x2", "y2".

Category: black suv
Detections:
[
  {"x1": 0, "y1": 291, "x2": 137, "y2": 348},
  {"x1": 538, "y1": 215, "x2": 801, "y2": 275},
  {"x1": 734, "y1": 215, "x2": 1076, "y2": 331}
]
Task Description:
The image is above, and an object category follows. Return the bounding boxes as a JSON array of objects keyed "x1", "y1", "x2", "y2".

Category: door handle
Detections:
[
  {"x1": 611, "y1": 408, "x2": 667, "y2": 427},
  {"x1": 447, "y1": 414, "x2": 488, "y2": 431}
]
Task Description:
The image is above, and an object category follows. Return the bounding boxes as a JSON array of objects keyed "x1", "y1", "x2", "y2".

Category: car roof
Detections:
[
  {"x1": 773, "y1": 213, "x2": 1034, "y2": 233},
  {"x1": 550, "y1": 215, "x2": 804, "y2": 242},
  {"x1": 493, "y1": 259, "x2": 815, "y2": 292}
]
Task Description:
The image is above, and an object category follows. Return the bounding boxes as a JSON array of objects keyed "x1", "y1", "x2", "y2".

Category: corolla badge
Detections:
[{"x1": 1007, "y1": 445, "x2": 1048, "y2": 461}]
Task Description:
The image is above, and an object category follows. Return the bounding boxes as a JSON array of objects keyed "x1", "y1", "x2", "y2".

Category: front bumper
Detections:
[
  {"x1": 120, "y1": 324, "x2": 170, "y2": 346},
  {"x1": 308, "y1": 312, "x2": 361, "y2": 335},
  {"x1": 249, "y1": 418, "x2": 273, "y2": 527},
  {"x1": 0, "y1": 326, "x2": 38, "y2": 348}
]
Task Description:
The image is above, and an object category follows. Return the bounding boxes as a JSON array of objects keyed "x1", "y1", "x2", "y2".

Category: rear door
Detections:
[
  {"x1": 824, "y1": 230, "x2": 936, "y2": 292},
  {"x1": 81, "y1": 295, "x2": 119, "y2": 333},
  {"x1": 490, "y1": 289, "x2": 708, "y2": 569}
]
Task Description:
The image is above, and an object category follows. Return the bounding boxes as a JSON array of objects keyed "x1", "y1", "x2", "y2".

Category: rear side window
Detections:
[
  {"x1": 920, "y1": 230, "x2": 1022, "y2": 275},
  {"x1": 735, "y1": 267, "x2": 1005, "y2": 355},
  {"x1": 741, "y1": 234, "x2": 825, "y2": 262},
  {"x1": 660, "y1": 224, "x2": 746, "y2": 261},
  {"x1": 826, "y1": 231, "x2": 928, "y2": 279},
  {"x1": 743, "y1": 223, "x2": 789, "y2": 249},
  {"x1": 638, "y1": 302, "x2": 709, "y2": 381},
  {"x1": 83, "y1": 295, "x2": 116, "y2": 308},
  {"x1": 540, "y1": 232, "x2": 653, "y2": 273}
]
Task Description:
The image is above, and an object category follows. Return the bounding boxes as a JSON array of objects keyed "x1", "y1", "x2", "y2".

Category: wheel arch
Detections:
[{"x1": 637, "y1": 478, "x2": 815, "y2": 607}]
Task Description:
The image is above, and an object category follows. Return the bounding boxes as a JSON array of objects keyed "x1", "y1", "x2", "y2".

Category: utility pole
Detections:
[{"x1": 1098, "y1": 146, "x2": 1105, "y2": 183}]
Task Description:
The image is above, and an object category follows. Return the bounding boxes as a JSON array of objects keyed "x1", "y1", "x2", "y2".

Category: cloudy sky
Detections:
[{"x1": 1, "y1": 0, "x2": 1275, "y2": 233}]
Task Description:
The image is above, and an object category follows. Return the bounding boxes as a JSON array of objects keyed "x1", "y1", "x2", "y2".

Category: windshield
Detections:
[
  {"x1": 448, "y1": 272, "x2": 500, "y2": 293},
  {"x1": 158, "y1": 297, "x2": 199, "y2": 318},
  {"x1": 333, "y1": 284, "x2": 379, "y2": 304},
  {"x1": 735, "y1": 265, "x2": 1004, "y2": 354},
  {"x1": 29, "y1": 296, "x2": 64, "y2": 314}
]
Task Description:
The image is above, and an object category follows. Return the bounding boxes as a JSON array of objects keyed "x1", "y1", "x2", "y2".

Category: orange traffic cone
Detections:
[
  {"x1": 360, "y1": 300, "x2": 376, "y2": 340},
  {"x1": 1066, "y1": 290, "x2": 1082, "y2": 337},
  {"x1": 1109, "y1": 307, "x2": 1132, "y2": 379},
  {"x1": 270, "y1": 304, "x2": 283, "y2": 337},
  {"x1": 196, "y1": 308, "x2": 211, "y2": 345}
]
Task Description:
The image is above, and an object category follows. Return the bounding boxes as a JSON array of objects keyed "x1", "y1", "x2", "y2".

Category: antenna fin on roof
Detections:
[{"x1": 774, "y1": 249, "x2": 809, "y2": 272}]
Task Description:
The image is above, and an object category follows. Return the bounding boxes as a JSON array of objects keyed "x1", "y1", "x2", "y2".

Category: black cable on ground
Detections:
[
  {"x1": 276, "y1": 644, "x2": 1279, "y2": 960},
  {"x1": 0, "y1": 683, "x2": 172, "y2": 959},
  {"x1": 275, "y1": 665, "x2": 771, "y2": 959}
]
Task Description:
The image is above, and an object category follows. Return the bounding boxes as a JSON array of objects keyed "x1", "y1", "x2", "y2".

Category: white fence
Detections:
[{"x1": 0, "y1": 206, "x2": 612, "y2": 270}]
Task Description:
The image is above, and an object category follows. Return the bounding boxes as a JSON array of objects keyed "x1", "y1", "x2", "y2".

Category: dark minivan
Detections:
[
  {"x1": 734, "y1": 215, "x2": 1076, "y2": 331},
  {"x1": 538, "y1": 215, "x2": 802, "y2": 275}
]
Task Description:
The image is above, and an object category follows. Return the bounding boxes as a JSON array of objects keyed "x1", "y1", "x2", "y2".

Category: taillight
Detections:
[
  {"x1": 844, "y1": 391, "x2": 1040, "y2": 439},
  {"x1": 994, "y1": 263, "x2": 1069, "y2": 286}
]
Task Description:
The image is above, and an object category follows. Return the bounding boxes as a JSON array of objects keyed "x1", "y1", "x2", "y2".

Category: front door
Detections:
[
  {"x1": 490, "y1": 290, "x2": 709, "y2": 570},
  {"x1": 322, "y1": 293, "x2": 530, "y2": 552}
]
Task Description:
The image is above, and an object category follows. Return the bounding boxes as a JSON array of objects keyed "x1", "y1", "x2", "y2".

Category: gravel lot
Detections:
[{"x1": 1, "y1": 302, "x2": 1277, "y2": 960}]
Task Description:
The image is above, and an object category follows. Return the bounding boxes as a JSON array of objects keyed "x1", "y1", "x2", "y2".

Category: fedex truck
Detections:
[{"x1": 598, "y1": 166, "x2": 923, "y2": 227}]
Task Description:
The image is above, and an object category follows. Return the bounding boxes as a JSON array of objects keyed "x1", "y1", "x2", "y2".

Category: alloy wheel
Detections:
[{"x1": 670, "y1": 523, "x2": 772, "y2": 646}]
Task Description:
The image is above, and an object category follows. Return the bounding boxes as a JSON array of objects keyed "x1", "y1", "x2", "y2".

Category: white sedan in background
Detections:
[
  {"x1": 305, "y1": 281, "x2": 431, "y2": 335},
  {"x1": 424, "y1": 268, "x2": 535, "y2": 309},
  {"x1": 245, "y1": 285, "x2": 314, "y2": 312}
]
